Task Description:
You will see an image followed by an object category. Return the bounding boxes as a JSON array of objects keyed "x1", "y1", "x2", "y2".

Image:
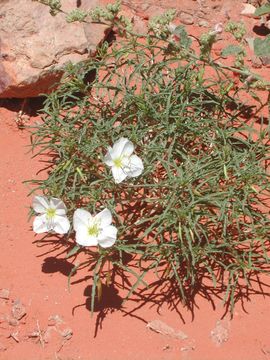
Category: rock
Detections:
[
  {"x1": 260, "y1": 56, "x2": 270, "y2": 67},
  {"x1": 198, "y1": 20, "x2": 210, "y2": 28},
  {"x1": 0, "y1": 289, "x2": 10, "y2": 300},
  {"x1": 0, "y1": 0, "x2": 108, "y2": 98},
  {"x1": 8, "y1": 317, "x2": 19, "y2": 327},
  {"x1": 9, "y1": 331, "x2": 19, "y2": 343},
  {"x1": 179, "y1": 12, "x2": 194, "y2": 25},
  {"x1": 147, "y1": 320, "x2": 188, "y2": 340},
  {"x1": 132, "y1": 16, "x2": 148, "y2": 34},
  {"x1": 241, "y1": 4, "x2": 259, "y2": 18},
  {"x1": 48, "y1": 314, "x2": 63, "y2": 327},
  {"x1": 11, "y1": 299, "x2": 26, "y2": 320},
  {"x1": 59, "y1": 327, "x2": 73, "y2": 340},
  {"x1": 251, "y1": 55, "x2": 263, "y2": 68}
]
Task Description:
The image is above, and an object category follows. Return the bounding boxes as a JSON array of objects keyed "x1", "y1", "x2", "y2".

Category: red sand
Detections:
[{"x1": 1, "y1": 93, "x2": 270, "y2": 360}]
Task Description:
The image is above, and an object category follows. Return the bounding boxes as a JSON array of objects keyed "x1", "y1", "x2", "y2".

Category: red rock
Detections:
[{"x1": 0, "y1": 0, "x2": 109, "y2": 98}]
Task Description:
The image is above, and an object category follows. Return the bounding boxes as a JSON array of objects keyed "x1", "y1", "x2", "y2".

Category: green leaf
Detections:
[
  {"x1": 254, "y1": 3, "x2": 270, "y2": 16},
  {"x1": 66, "y1": 245, "x2": 81, "y2": 258},
  {"x1": 68, "y1": 263, "x2": 80, "y2": 291},
  {"x1": 254, "y1": 35, "x2": 270, "y2": 57},
  {"x1": 174, "y1": 25, "x2": 192, "y2": 49},
  {"x1": 221, "y1": 45, "x2": 244, "y2": 57}
]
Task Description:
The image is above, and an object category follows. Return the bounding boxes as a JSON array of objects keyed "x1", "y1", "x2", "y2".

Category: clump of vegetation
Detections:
[{"x1": 29, "y1": 0, "x2": 270, "y2": 314}]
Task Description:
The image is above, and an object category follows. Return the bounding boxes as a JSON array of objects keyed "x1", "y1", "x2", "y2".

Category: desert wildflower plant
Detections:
[{"x1": 28, "y1": 0, "x2": 270, "y2": 314}]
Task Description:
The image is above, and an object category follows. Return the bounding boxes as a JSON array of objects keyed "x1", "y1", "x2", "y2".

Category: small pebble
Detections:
[
  {"x1": 179, "y1": 12, "x2": 194, "y2": 25},
  {"x1": 251, "y1": 55, "x2": 263, "y2": 68},
  {"x1": 8, "y1": 317, "x2": 19, "y2": 327},
  {"x1": 11, "y1": 299, "x2": 26, "y2": 320},
  {"x1": 198, "y1": 20, "x2": 210, "y2": 27},
  {"x1": 60, "y1": 328, "x2": 73, "y2": 340},
  {"x1": 0, "y1": 289, "x2": 10, "y2": 300},
  {"x1": 48, "y1": 314, "x2": 63, "y2": 327}
]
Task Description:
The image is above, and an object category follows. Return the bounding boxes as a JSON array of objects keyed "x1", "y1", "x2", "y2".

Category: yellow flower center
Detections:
[
  {"x1": 88, "y1": 223, "x2": 99, "y2": 237},
  {"x1": 113, "y1": 157, "x2": 123, "y2": 168},
  {"x1": 46, "y1": 207, "x2": 56, "y2": 219}
]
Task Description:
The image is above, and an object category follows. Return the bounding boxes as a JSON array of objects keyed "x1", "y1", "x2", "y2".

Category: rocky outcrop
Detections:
[{"x1": 0, "y1": 0, "x2": 108, "y2": 98}]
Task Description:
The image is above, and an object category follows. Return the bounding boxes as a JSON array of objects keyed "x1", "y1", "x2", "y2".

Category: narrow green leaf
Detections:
[
  {"x1": 174, "y1": 25, "x2": 192, "y2": 49},
  {"x1": 254, "y1": 3, "x2": 270, "y2": 16},
  {"x1": 221, "y1": 45, "x2": 244, "y2": 57},
  {"x1": 66, "y1": 245, "x2": 81, "y2": 259},
  {"x1": 254, "y1": 35, "x2": 270, "y2": 57}
]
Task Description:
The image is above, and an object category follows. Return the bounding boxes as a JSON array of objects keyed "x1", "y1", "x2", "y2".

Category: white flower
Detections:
[
  {"x1": 32, "y1": 196, "x2": 70, "y2": 234},
  {"x1": 73, "y1": 208, "x2": 117, "y2": 248},
  {"x1": 104, "y1": 137, "x2": 144, "y2": 184}
]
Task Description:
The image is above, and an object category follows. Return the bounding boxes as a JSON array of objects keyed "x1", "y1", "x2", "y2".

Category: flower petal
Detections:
[
  {"x1": 53, "y1": 215, "x2": 70, "y2": 234},
  {"x1": 98, "y1": 225, "x2": 117, "y2": 248},
  {"x1": 33, "y1": 214, "x2": 49, "y2": 233},
  {"x1": 75, "y1": 228, "x2": 98, "y2": 247},
  {"x1": 73, "y1": 209, "x2": 92, "y2": 231},
  {"x1": 111, "y1": 137, "x2": 129, "y2": 158},
  {"x1": 95, "y1": 208, "x2": 112, "y2": 228},
  {"x1": 126, "y1": 154, "x2": 144, "y2": 177},
  {"x1": 49, "y1": 197, "x2": 67, "y2": 216},
  {"x1": 32, "y1": 196, "x2": 49, "y2": 214},
  {"x1": 111, "y1": 166, "x2": 128, "y2": 184},
  {"x1": 122, "y1": 140, "x2": 134, "y2": 157},
  {"x1": 104, "y1": 147, "x2": 114, "y2": 166}
]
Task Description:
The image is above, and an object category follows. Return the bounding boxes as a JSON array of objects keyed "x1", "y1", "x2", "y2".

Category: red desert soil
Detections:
[
  {"x1": 1, "y1": 1, "x2": 270, "y2": 359},
  {"x1": 0, "y1": 108, "x2": 270, "y2": 360}
]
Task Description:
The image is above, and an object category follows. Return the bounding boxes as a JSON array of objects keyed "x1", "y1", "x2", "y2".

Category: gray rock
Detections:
[
  {"x1": 179, "y1": 12, "x2": 194, "y2": 25},
  {"x1": 0, "y1": 0, "x2": 108, "y2": 98}
]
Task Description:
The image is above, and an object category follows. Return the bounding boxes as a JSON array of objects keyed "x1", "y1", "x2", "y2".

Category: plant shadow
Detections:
[
  {"x1": 72, "y1": 283, "x2": 123, "y2": 337},
  {"x1": 42, "y1": 256, "x2": 75, "y2": 276}
]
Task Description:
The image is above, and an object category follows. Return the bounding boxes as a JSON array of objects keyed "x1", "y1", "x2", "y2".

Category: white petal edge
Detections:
[
  {"x1": 95, "y1": 208, "x2": 112, "y2": 228},
  {"x1": 75, "y1": 228, "x2": 98, "y2": 247},
  {"x1": 98, "y1": 225, "x2": 117, "y2": 248},
  {"x1": 111, "y1": 166, "x2": 128, "y2": 184},
  {"x1": 33, "y1": 214, "x2": 49, "y2": 233},
  {"x1": 49, "y1": 197, "x2": 67, "y2": 215},
  {"x1": 32, "y1": 196, "x2": 49, "y2": 214},
  {"x1": 104, "y1": 147, "x2": 114, "y2": 166},
  {"x1": 126, "y1": 154, "x2": 144, "y2": 177},
  {"x1": 122, "y1": 140, "x2": 134, "y2": 157},
  {"x1": 111, "y1": 137, "x2": 129, "y2": 158},
  {"x1": 73, "y1": 209, "x2": 92, "y2": 231},
  {"x1": 53, "y1": 215, "x2": 70, "y2": 234}
]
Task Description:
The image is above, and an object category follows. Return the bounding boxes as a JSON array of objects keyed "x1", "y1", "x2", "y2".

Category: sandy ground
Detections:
[{"x1": 1, "y1": 0, "x2": 270, "y2": 359}]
